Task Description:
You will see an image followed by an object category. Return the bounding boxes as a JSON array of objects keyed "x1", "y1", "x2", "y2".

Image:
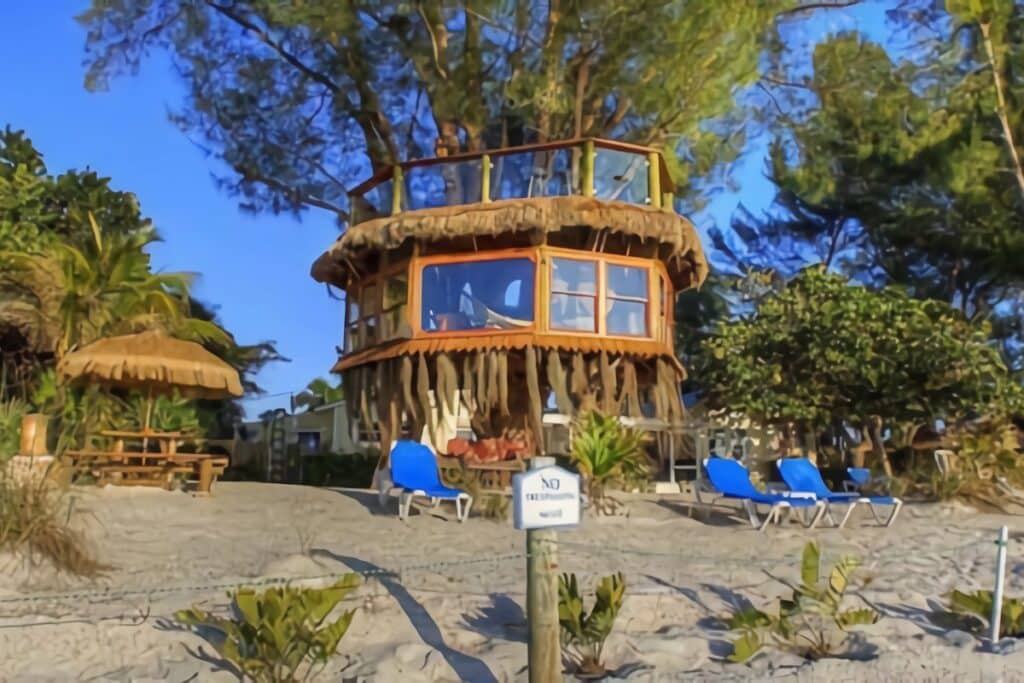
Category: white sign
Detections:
[{"x1": 513, "y1": 466, "x2": 581, "y2": 530}]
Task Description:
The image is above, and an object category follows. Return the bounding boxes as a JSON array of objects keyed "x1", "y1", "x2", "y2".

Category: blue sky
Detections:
[{"x1": 0, "y1": 3, "x2": 885, "y2": 418}]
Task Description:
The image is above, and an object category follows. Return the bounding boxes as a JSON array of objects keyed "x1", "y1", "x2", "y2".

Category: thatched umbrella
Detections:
[{"x1": 57, "y1": 330, "x2": 243, "y2": 440}]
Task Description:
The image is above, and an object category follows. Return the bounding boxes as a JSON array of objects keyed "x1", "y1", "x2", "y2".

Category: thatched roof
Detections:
[
  {"x1": 311, "y1": 196, "x2": 708, "y2": 289},
  {"x1": 58, "y1": 330, "x2": 243, "y2": 398}
]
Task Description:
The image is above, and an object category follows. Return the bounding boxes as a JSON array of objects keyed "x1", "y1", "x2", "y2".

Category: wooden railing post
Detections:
[
  {"x1": 481, "y1": 154, "x2": 492, "y2": 203},
  {"x1": 582, "y1": 140, "x2": 595, "y2": 197},
  {"x1": 391, "y1": 165, "x2": 403, "y2": 215},
  {"x1": 647, "y1": 151, "x2": 662, "y2": 208}
]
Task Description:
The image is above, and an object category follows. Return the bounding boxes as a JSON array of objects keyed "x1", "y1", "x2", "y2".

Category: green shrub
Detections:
[
  {"x1": 558, "y1": 572, "x2": 626, "y2": 677},
  {"x1": 300, "y1": 452, "x2": 378, "y2": 488},
  {"x1": 176, "y1": 576, "x2": 360, "y2": 682},
  {"x1": 948, "y1": 589, "x2": 1024, "y2": 639},
  {"x1": 727, "y1": 542, "x2": 879, "y2": 662},
  {"x1": 0, "y1": 470, "x2": 106, "y2": 577},
  {"x1": 570, "y1": 412, "x2": 650, "y2": 513},
  {"x1": 0, "y1": 397, "x2": 26, "y2": 459}
]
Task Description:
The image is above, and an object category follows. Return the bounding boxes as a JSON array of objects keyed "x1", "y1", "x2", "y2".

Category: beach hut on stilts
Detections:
[{"x1": 310, "y1": 138, "x2": 707, "y2": 480}]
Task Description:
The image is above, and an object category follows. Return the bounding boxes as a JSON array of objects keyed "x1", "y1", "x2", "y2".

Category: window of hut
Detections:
[
  {"x1": 381, "y1": 271, "x2": 409, "y2": 340},
  {"x1": 606, "y1": 264, "x2": 649, "y2": 336},
  {"x1": 550, "y1": 258, "x2": 597, "y2": 332},
  {"x1": 345, "y1": 293, "x2": 358, "y2": 352},
  {"x1": 420, "y1": 257, "x2": 535, "y2": 332}
]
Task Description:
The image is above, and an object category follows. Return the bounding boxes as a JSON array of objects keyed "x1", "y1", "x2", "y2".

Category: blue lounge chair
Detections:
[
  {"x1": 843, "y1": 467, "x2": 871, "y2": 493},
  {"x1": 777, "y1": 458, "x2": 903, "y2": 528},
  {"x1": 389, "y1": 441, "x2": 473, "y2": 522},
  {"x1": 703, "y1": 457, "x2": 826, "y2": 532}
]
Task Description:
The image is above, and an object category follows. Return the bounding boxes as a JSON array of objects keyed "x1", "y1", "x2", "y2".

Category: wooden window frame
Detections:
[
  {"x1": 543, "y1": 246, "x2": 661, "y2": 342},
  {"x1": 343, "y1": 261, "x2": 410, "y2": 353},
  {"x1": 605, "y1": 262, "x2": 651, "y2": 338},
  {"x1": 548, "y1": 253, "x2": 600, "y2": 334},
  {"x1": 412, "y1": 247, "x2": 540, "y2": 338}
]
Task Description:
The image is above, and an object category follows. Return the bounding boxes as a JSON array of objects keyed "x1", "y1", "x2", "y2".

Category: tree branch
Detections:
[
  {"x1": 980, "y1": 20, "x2": 1024, "y2": 204},
  {"x1": 776, "y1": 1, "x2": 863, "y2": 17}
]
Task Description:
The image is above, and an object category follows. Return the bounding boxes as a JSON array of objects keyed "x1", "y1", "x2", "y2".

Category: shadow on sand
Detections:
[
  {"x1": 313, "y1": 550, "x2": 499, "y2": 683},
  {"x1": 462, "y1": 593, "x2": 527, "y2": 643}
]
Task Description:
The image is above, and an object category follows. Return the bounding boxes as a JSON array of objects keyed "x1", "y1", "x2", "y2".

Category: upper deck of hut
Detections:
[{"x1": 347, "y1": 138, "x2": 675, "y2": 225}]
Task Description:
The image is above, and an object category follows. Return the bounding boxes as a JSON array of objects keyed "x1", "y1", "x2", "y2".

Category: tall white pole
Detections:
[{"x1": 991, "y1": 525, "x2": 1009, "y2": 648}]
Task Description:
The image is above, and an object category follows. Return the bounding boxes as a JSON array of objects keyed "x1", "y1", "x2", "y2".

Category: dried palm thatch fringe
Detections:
[
  {"x1": 497, "y1": 351, "x2": 510, "y2": 417},
  {"x1": 619, "y1": 359, "x2": 641, "y2": 418},
  {"x1": 436, "y1": 352, "x2": 458, "y2": 417},
  {"x1": 311, "y1": 196, "x2": 708, "y2": 289},
  {"x1": 525, "y1": 346, "x2": 543, "y2": 448},
  {"x1": 599, "y1": 351, "x2": 618, "y2": 414},
  {"x1": 547, "y1": 349, "x2": 572, "y2": 414}
]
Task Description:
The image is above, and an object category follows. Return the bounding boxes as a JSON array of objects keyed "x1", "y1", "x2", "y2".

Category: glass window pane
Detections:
[
  {"x1": 551, "y1": 258, "x2": 596, "y2": 295},
  {"x1": 359, "y1": 179, "x2": 394, "y2": 219},
  {"x1": 594, "y1": 149, "x2": 649, "y2": 205},
  {"x1": 421, "y1": 258, "x2": 535, "y2": 332},
  {"x1": 383, "y1": 273, "x2": 408, "y2": 309},
  {"x1": 550, "y1": 294, "x2": 596, "y2": 332},
  {"x1": 361, "y1": 284, "x2": 379, "y2": 316},
  {"x1": 607, "y1": 300, "x2": 647, "y2": 336},
  {"x1": 364, "y1": 316, "x2": 378, "y2": 345},
  {"x1": 345, "y1": 324, "x2": 360, "y2": 352},
  {"x1": 404, "y1": 160, "x2": 482, "y2": 210},
  {"x1": 490, "y1": 149, "x2": 578, "y2": 200},
  {"x1": 346, "y1": 292, "x2": 360, "y2": 324},
  {"x1": 381, "y1": 305, "x2": 409, "y2": 340},
  {"x1": 607, "y1": 264, "x2": 648, "y2": 300}
]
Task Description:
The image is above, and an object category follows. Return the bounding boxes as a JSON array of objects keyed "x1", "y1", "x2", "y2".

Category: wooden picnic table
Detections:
[
  {"x1": 100, "y1": 429, "x2": 191, "y2": 454},
  {"x1": 64, "y1": 448, "x2": 228, "y2": 494}
]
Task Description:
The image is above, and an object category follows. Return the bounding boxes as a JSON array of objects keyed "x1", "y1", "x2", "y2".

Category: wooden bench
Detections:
[{"x1": 65, "y1": 450, "x2": 229, "y2": 494}]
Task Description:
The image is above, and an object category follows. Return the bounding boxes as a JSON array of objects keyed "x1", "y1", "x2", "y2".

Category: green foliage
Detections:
[
  {"x1": 0, "y1": 396, "x2": 26, "y2": 459},
  {"x1": 727, "y1": 542, "x2": 879, "y2": 663},
  {"x1": 925, "y1": 422, "x2": 1024, "y2": 510},
  {"x1": 570, "y1": 412, "x2": 650, "y2": 513},
  {"x1": 176, "y1": 576, "x2": 360, "y2": 683},
  {"x1": 293, "y1": 378, "x2": 344, "y2": 413},
  {"x1": 559, "y1": 572, "x2": 626, "y2": 677},
  {"x1": 703, "y1": 267, "x2": 1024, "y2": 438},
  {"x1": 123, "y1": 392, "x2": 201, "y2": 435},
  {"x1": 949, "y1": 589, "x2": 1024, "y2": 639},
  {"x1": 300, "y1": 452, "x2": 378, "y2": 489},
  {"x1": 0, "y1": 469, "x2": 107, "y2": 577},
  {"x1": 78, "y1": 1, "x2": 794, "y2": 217}
]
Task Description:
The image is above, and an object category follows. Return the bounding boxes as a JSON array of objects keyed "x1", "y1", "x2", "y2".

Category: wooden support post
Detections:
[
  {"x1": 391, "y1": 165, "x2": 403, "y2": 215},
  {"x1": 662, "y1": 191, "x2": 674, "y2": 212},
  {"x1": 197, "y1": 458, "x2": 214, "y2": 496},
  {"x1": 526, "y1": 455, "x2": 560, "y2": 683},
  {"x1": 481, "y1": 153, "x2": 492, "y2": 203},
  {"x1": 582, "y1": 140, "x2": 595, "y2": 197},
  {"x1": 648, "y1": 151, "x2": 662, "y2": 208}
]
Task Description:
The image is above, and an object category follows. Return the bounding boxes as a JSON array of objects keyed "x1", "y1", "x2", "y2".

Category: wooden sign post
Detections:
[{"x1": 514, "y1": 457, "x2": 581, "y2": 683}]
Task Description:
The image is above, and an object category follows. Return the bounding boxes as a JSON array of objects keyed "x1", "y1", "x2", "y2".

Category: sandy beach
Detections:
[{"x1": 1, "y1": 482, "x2": 1023, "y2": 681}]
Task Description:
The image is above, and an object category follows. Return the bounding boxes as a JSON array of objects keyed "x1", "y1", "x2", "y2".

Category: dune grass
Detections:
[{"x1": 0, "y1": 470, "x2": 107, "y2": 577}]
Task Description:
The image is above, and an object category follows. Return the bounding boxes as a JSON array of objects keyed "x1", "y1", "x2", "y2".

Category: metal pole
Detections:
[
  {"x1": 991, "y1": 525, "x2": 1009, "y2": 648},
  {"x1": 526, "y1": 455, "x2": 560, "y2": 683}
]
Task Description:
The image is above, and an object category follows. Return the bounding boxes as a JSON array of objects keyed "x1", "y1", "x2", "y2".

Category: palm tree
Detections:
[
  {"x1": 293, "y1": 377, "x2": 344, "y2": 412},
  {"x1": 0, "y1": 213, "x2": 230, "y2": 362}
]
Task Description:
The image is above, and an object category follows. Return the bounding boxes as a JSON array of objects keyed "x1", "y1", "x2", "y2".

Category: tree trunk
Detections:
[{"x1": 866, "y1": 416, "x2": 893, "y2": 477}]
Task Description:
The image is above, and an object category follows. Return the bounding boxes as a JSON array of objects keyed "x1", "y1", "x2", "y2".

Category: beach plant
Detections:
[
  {"x1": 0, "y1": 468, "x2": 106, "y2": 576},
  {"x1": 570, "y1": 412, "x2": 649, "y2": 514},
  {"x1": 558, "y1": 572, "x2": 627, "y2": 678},
  {"x1": 176, "y1": 575, "x2": 360, "y2": 683},
  {"x1": 440, "y1": 467, "x2": 510, "y2": 520},
  {"x1": 948, "y1": 589, "x2": 1024, "y2": 639},
  {"x1": 0, "y1": 396, "x2": 27, "y2": 459},
  {"x1": 726, "y1": 542, "x2": 879, "y2": 662}
]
